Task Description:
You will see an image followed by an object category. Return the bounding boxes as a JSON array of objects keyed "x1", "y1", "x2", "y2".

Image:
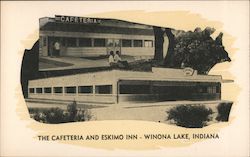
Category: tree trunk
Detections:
[
  {"x1": 164, "y1": 28, "x2": 176, "y2": 67},
  {"x1": 153, "y1": 26, "x2": 164, "y2": 62}
]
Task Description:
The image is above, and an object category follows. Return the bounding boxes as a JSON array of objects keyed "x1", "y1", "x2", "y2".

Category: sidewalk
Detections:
[{"x1": 39, "y1": 55, "x2": 136, "y2": 71}]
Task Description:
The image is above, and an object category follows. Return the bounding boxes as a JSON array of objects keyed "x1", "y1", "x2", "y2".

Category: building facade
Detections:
[
  {"x1": 39, "y1": 15, "x2": 169, "y2": 59},
  {"x1": 28, "y1": 68, "x2": 223, "y2": 104}
]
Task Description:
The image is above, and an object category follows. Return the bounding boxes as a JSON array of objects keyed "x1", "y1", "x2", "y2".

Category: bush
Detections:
[
  {"x1": 29, "y1": 101, "x2": 92, "y2": 124},
  {"x1": 43, "y1": 107, "x2": 66, "y2": 124},
  {"x1": 216, "y1": 102, "x2": 233, "y2": 121},
  {"x1": 167, "y1": 104, "x2": 213, "y2": 128}
]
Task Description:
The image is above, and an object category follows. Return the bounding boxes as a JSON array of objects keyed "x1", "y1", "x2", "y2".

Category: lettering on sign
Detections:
[{"x1": 55, "y1": 15, "x2": 101, "y2": 24}]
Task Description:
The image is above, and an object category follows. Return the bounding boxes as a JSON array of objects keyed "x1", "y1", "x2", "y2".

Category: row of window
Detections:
[
  {"x1": 29, "y1": 85, "x2": 112, "y2": 95},
  {"x1": 29, "y1": 85, "x2": 220, "y2": 95},
  {"x1": 42, "y1": 36, "x2": 154, "y2": 48}
]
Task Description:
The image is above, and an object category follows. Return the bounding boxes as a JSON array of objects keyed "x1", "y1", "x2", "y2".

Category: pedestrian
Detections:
[
  {"x1": 114, "y1": 51, "x2": 122, "y2": 63},
  {"x1": 108, "y1": 51, "x2": 115, "y2": 66},
  {"x1": 54, "y1": 41, "x2": 60, "y2": 57}
]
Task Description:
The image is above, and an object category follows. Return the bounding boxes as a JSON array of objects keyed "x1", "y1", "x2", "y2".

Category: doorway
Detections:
[
  {"x1": 106, "y1": 39, "x2": 121, "y2": 56},
  {"x1": 48, "y1": 37, "x2": 61, "y2": 57}
]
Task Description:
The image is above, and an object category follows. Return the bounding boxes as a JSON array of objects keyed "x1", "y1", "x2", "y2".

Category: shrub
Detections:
[
  {"x1": 167, "y1": 104, "x2": 213, "y2": 128},
  {"x1": 216, "y1": 102, "x2": 233, "y2": 121},
  {"x1": 29, "y1": 101, "x2": 92, "y2": 124},
  {"x1": 43, "y1": 107, "x2": 66, "y2": 124},
  {"x1": 66, "y1": 100, "x2": 78, "y2": 122}
]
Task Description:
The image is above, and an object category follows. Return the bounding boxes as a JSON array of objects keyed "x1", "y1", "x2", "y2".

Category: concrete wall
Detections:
[
  {"x1": 121, "y1": 47, "x2": 154, "y2": 56},
  {"x1": 63, "y1": 47, "x2": 107, "y2": 57},
  {"x1": 29, "y1": 93, "x2": 117, "y2": 104},
  {"x1": 28, "y1": 70, "x2": 119, "y2": 103}
]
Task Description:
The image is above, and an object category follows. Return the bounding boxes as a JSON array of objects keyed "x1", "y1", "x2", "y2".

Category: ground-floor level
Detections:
[{"x1": 28, "y1": 80, "x2": 221, "y2": 104}]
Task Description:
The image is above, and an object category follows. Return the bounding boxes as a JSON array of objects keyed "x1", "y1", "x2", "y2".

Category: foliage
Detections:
[
  {"x1": 216, "y1": 102, "x2": 233, "y2": 121},
  {"x1": 164, "y1": 27, "x2": 231, "y2": 74},
  {"x1": 29, "y1": 101, "x2": 92, "y2": 124},
  {"x1": 167, "y1": 104, "x2": 213, "y2": 128},
  {"x1": 43, "y1": 107, "x2": 66, "y2": 124}
]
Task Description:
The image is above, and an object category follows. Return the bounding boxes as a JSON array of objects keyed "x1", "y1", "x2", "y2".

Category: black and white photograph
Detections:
[
  {"x1": 1, "y1": 1, "x2": 249, "y2": 156},
  {"x1": 22, "y1": 15, "x2": 233, "y2": 128}
]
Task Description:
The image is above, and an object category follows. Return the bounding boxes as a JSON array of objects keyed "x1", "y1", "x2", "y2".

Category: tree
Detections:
[
  {"x1": 67, "y1": 100, "x2": 78, "y2": 122},
  {"x1": 153, "y1": 26, "x2": 164, "y2": 62},
  {"x1": 163, "y1": 27, "x2": 231, "y2": 74}
]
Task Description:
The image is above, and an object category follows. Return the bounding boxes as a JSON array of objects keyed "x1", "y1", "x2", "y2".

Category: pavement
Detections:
[
  {"x1": 25, "y1": 99, "x2": 233, "y2": 122},
  {"x1": 39, "y1": 55, "x2": 136, "y2": 71}
]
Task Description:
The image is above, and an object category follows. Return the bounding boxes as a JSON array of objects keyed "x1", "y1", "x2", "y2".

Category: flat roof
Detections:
[
  {"x1": 39, "y1": 15, "x2": 168, "y2": 36},
  {"x1": 29, "y1": 68, "x2": 224, "y2": 85}
]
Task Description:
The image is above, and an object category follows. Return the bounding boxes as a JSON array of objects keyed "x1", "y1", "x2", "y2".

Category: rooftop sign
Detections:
[{"x1": 55, "y1": 15, "x2": 101, "y2": 24}]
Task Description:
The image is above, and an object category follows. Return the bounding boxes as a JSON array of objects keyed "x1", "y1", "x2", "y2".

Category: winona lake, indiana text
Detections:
[{"x1": 37, "y1": 133, "x2": 220, "y2": 141}]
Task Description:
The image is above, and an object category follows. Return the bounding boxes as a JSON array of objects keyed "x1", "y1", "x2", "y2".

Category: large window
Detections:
[
  {"x1": 66, "y1": 38, "x2": 77, "y2": 47},
  {"x1": 53, "y1": 87, "x2": 63, "y2": 93},
  {"x1": 78, "y1": 86, "x2": 93, "y2": 94},
  {"x1": 133, "y1": 40, "x2": 143, "y2": 47},
  {"x1": 114, "y1": 39, "x2": 120, "y2": 47},
  {"x1": 144, "y1": 40, "x2": 153, "y2": 47},
  {"x1": 216, "y1": 86, "x2": 220, "y2": 93},
  {"x1": 95, "y1": 85, "x2": 112, "y2": 94},
  {"x1": 79, "y1": 38, "x2": 92, "y2": 47},
  {"x1": 107, "y1": 39, "x2": 114, "y2": 47},
  {"x1": 94, "y1": 38, "x2": 105, "y2": 47},
  {"x1": 36, "y1": 88, "x2": 43, "y2": 94},
  {"x1": 44, "y1": 87, "x2": 52, "y2": 93},
  {"x1": 65, "y1": 86, "x2": 76, "y2": 94},
  {"x1": 29, "y1": 88, "x2": 35, "y2": 93},
  {"x1": 119, "y1": 85, "x2": 151, "y2": 94},
  {"x1": 207, "y1": 86, "x2": 217, "y2": 94},
  {"x1": 122, "y1": 39, "x2": 132, "y2": 47}
]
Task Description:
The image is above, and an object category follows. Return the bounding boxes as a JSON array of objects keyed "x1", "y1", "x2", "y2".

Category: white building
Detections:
[
  {"x1": 39, "y1": 15, "x2": 169, "y2": 59},
  {"x1": 28, "y1": 68, "x2": 223, "y2": 104}
]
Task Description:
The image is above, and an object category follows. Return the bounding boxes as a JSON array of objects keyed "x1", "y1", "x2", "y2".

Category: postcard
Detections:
[{"x1": 1, "y1": 1, "x2": 249, "y2": 156}]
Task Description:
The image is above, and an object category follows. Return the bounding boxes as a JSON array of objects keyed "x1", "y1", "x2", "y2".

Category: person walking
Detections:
[{"x1": 54, "y1": 41, "x2": 61, "y2": 57}]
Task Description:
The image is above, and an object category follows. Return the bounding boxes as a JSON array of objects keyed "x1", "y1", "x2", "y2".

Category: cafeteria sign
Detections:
[
  {"x1": 183, "y1": 67, "x2": 194, "y2": 76},
  {"x1": 55, "y1": 15, "x2": 101, "y2": 24}
]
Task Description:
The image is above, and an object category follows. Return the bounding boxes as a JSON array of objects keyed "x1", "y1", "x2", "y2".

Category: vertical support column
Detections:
[
  {"x1": 115, "y1": 80, "x2": 119, "y2": 104},
  {"x1": 112, "y1": 79, "x2": 118, "y2": 104},
  {"x1": 91, "y1": 38, "x2": 94, "y2": 47},
  {"x1": 76, "y1": 38, "x2": 79, "y2": 47}
]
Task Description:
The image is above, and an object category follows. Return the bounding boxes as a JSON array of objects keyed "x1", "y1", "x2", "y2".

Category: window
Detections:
[
  {"x1": 122, "y1": 39, "x2": 132, "y2": 47},
  {"x1": 36, "y1": 88, "x2": 43, "y2": 94},
  {"x1": 79, "y1": 38, "x2": 92, "y2": 47},
  {"x1": 133, "y1": 40, "x2": 143, "y2": 47},
  {"x1": 94, "y1": 38, "x2": 105, "y2": 47},
  {"x1": 197, "y1": 86, "x2": 207, "y2": 93},
  {"x1": 29, "y1": 88, "x2": 35, "y2": 93},
  {"x1": 114, "y1": 39, "x2": 120, "y2": 47},
  {"x1": 66, "y1": 38, "x2": 77, "y2": 47},
  {"x1": 78, "y1": 86, "x2": 93, "y2": 94},
  {"x1": 207, "y1": 86, "x2": 217, "y2": 94},
  {"x1": 44, "y1": 87, "x2": 52, "y2": 93},
  {"x1": 54, "y1": 87, "x2": 63, "y2": 93},
  {"x1": 107, "y1": 39, "x2": 114, "y2": 47},
  {"x1": 65, "y1": 86, "x2": 76, "y2": 94},
  {"x1": 144, "y1": 40, "x2": 153, "y2": 47},
  {"x1": 119, "y1": 85, "x2": 151, "y2": 94},
  {"x1": 216, "y1": 86, "x2": 221, "y2": 93},
  {"x1": 95, "y1": 85, "x2": 112, "y2": 94}
]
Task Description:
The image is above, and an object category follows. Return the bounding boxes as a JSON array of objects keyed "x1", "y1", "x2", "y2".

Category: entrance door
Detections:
[
  {"x1": 48, "y1": 37, "x2": 61, "y2": 57},
  {"x1": 106, "y1": 39, "x2": 121, "y2": 55}
]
